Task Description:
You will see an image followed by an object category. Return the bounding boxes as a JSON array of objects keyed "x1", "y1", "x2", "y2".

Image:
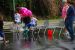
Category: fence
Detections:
[{"x1": 12, "y1": 20, "x2": 66, "y2": 43}]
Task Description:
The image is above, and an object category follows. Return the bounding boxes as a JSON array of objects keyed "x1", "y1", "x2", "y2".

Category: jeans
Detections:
[
  {"x1": 0, "y1": 30, "x2": 4, "y2": 37},
  {"x1": 26, "y1": 23, "x2": 36, "y2": 29},
  {"x1": 65, "y1": 17, "x2": 74, "y2": 41}
]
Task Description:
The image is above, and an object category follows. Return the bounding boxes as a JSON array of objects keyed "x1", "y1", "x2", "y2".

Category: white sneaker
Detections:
[
  {"x1": 0, "y1": 37, "x2": 3, "y2": 41},
  {"x1": 64, "y1": 31, "x2": 71, "y2": 39}
]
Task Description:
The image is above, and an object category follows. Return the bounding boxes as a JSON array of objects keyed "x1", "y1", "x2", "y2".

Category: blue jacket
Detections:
[{"x1": 66, "y1": 5, "x2": 75, "y2": 20}]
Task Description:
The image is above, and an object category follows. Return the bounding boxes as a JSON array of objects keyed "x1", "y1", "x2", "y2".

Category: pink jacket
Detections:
[{"x1": 62, "y1": 5, "x2": 69, "y2": 18}]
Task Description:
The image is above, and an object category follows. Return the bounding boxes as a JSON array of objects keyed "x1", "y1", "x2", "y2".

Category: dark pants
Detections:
[
  {"x1": 25, "y1": 23, "x2": 37, "y2": 29},
  {"x1": 0, "y1": 30, "x2": 4, "y2": 37},
  {"x1": 65, "y1": 17, "x2": 74, "y2": 41}
]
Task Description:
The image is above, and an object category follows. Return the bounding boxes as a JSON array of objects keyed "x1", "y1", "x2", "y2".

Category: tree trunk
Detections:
[{"x1": 47, "y1": 0, "x2": 59, "y2": 17}]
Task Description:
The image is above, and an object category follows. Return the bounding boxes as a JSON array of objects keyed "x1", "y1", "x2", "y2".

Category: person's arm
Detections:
[
  {"x1": 62, "y1": 7, "x2": 65, "y2": 18},
  {"x1": 62, "y1": 6, "x2": 67, "y2": 20}
]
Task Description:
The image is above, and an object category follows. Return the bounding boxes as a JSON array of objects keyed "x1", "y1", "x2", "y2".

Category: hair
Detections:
[
  {"x1": 15, "y1": 8, "x2": 20, "y2": 13},
  {"x1": 0, "y1": 14, "x2": 3, "y2": 20},
  {"x1": 15, "y1": 4, "x2": 21, "y2": 11},
  {"x1": 62, "y1": 0, "x2": 67, "y2": 3},
  {"x1": 67, "y1": 0, "x2": 73, "y2": 4}
]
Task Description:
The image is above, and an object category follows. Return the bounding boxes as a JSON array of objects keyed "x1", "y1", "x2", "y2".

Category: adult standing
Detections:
[{"x1": 65, "y1": 0, "x2": 75, "y2": 42}]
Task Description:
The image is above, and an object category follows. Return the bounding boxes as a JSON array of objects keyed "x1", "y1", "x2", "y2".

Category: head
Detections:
[
  {"x1": 15, "y1": 8, "x2": 20, "y2": 13},
  {"x1": 62, "y1": 0, "x2": 67, "y2": 4},
  {"x1": 0, "y1": 14, "x2": 3, "y2": 20},
  {"x1": 62, "y1": 0, "x2": 69, "y2": 7},
  {"x1": 67, "y1": 0, "x2": 73, "y2": 4},
  {"x1": 62, "y1": 0, "x2": 67, "y2": 3}
]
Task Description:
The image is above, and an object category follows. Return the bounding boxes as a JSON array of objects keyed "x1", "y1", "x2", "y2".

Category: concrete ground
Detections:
[{"x1": 10, "y1": 38, "x2": 75, "y2": 50}]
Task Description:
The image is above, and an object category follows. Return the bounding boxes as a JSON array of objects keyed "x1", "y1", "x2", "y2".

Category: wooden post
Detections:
[{"x1": 29, "y1": 0, "x2": 32, "y2": 10}]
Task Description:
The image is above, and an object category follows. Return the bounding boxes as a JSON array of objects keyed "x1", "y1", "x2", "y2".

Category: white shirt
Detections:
[
  {"x1": 14, "y1": 13, "x2": 21, "y2": 23},
  {"x1": 30, "y1": 17, "x2": 37, "y2": 25}
]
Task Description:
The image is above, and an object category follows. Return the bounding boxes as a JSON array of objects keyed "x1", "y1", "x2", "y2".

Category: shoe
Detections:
[
  {"x1": 5, "y1": 40, "x2": 9, "y2": 44},
  {"x1": 64, "y1": 31, "x2": 71, "y2": 39},
  {"x1": 0, "y1": 37, "x2": 3, "y2": 41},
  {"x1": 70, "y1": 40, "x2": 75, "y2": 44}
]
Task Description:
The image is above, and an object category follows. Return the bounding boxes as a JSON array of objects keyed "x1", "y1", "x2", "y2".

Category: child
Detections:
[
  {"x1": 31, "y1": 16, "x2": 37, "y2": 27},
  {"x1": 0, "y1": 15, "x2": 9, "y2": 46},
  {"x1": 14, "y1": 9, "x2": 21, "y2": 24},
  {"x1": 22, "y1": 16, "x2": 31, "y2": 28},
  {"x1": 27, "y1": 16, "x2": 37, "y2": 28},
  {"x1": 0, "y1": 16, "x2": 4, "y2": 40}
]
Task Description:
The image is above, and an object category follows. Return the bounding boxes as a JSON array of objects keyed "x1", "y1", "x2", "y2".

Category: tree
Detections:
[
  {"x1": 0, "y1": 0, "x2": 62, "y2": 20},
  {"x1": 32, "y1": 0, "x2": 60, "y2": 19},
  {"x1": 32, "y1": 0, "x2": 49, "y2": 16},
  {"x1": 47, "y1": 0, "x2": 59, "y2": 17}
]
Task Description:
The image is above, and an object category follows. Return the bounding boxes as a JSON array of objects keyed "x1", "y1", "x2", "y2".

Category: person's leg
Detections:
[
  {"x1": 26, "y1": 23, "x2": 31, "y2": 29},
  {"x1": 27, "y1": 23, "x2": 35, "y2": 29},
  {"x1": 0, "y1": 31, "x2": 4, "y2": 41},
  {"x1": 0, "y1": 30, "x2": 4, "y2": 37},
  {"x1": 0, "y1": 30, "x2": 9, "y2": 46},
  {"x1": 68, "y1": 20, "x2": 74, "y2": 41},
  {"x1": 65, "y1": 20, "x2": 74, "y2": 41}
]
